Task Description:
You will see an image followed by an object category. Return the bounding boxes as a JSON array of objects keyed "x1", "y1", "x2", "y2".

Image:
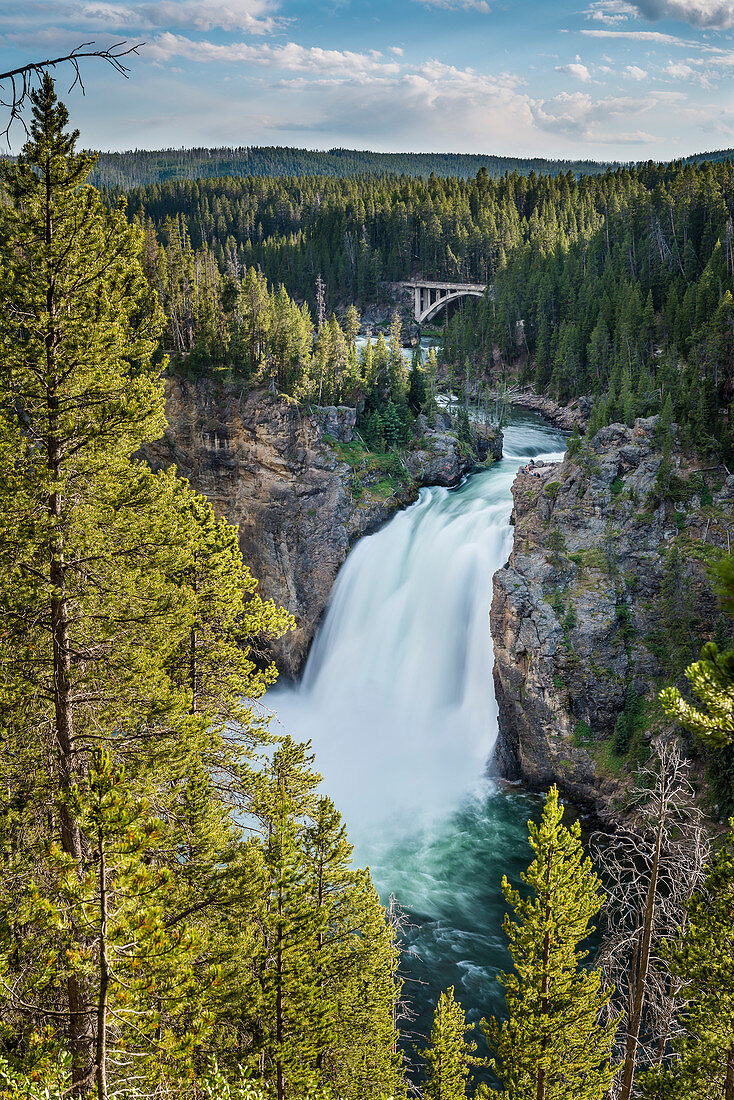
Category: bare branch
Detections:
[
  {"x1": 591, "y1": 743, "x2": 710, "y2": 1098},
  {"x1": 0, "y1": 41, "x2": 143, "y2": 145}
]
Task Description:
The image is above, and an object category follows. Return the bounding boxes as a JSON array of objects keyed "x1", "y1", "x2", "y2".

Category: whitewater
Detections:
[{"x1": 266, "y1": 411, "x2": 567, "y2": 1043}]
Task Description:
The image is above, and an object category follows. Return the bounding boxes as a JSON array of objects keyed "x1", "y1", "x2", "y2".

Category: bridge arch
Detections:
[
  {"x1": 419, "y1": 288, "x2": 485, "y2": 324},
  {"x1": 400, "y1": 280, "x2": 489, "y2": 325}
]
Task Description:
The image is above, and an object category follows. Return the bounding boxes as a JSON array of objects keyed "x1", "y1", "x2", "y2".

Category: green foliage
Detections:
[
  {"x1": 0, "y1": 80, "x2": 405, "y2": 1100},
  {"x1": 420, "y1": 987, "x2": 484, "y2": 1100},
  {"x1": 573, "y1": 720, "x2": 593, "y2": 746},
  {"x1": 546, "y1": 529, "x2": 567, "y2": 568},
  {"x1": 661, "y1": 642, "x2": 734, "y2": 748},
  {"x1": 482, "y1": 787, "x2": 617, "y2": 1099},
  {"x1": 567, "y1": 424, "x2": 582, "y2": 458}
]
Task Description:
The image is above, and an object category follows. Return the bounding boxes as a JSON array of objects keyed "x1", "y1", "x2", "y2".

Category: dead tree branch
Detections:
[
  {"x1": 0, "y1": 41, "x2": 143, "y2": 144},
  {"x1": 591, "y1": 743, "x2": 710, "y2": 1099}
]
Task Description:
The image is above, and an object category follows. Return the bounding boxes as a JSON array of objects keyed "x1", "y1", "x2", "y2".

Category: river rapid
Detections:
[{"x1": 267, "y1": 411, "x2": 567, "y2": 1059}]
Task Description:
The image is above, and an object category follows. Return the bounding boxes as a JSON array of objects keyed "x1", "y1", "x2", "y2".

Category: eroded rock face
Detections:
[
  {"x1": 491, "y1": 416, "x2": 732, "y2": 817},
  {"x1": 146, "y1": 378, "x2": 501, "y2": 678}
]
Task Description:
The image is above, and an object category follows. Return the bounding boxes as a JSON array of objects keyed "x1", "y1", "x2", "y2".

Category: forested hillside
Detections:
[
  {"x1": 88, "y1": 146, "x2": 615, "y2": 190},
  {"x1": 117, "y1": 157, "x2": 734, "y2": 460},
  {"x1": 442, "y1": 159, "x2": 734, "y2": 460}
]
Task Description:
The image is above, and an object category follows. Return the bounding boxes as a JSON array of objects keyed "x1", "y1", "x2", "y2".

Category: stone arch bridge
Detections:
[{"x1": 400, "y1": 279, "x2": 488, "y2": 325}]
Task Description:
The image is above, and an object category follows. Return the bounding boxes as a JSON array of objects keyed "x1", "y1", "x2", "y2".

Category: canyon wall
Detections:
[
  {"x1": 491, "y1": 416, "x2": 733, "y2": 818},
  {"x1": 146, "y1": 377, "x2": 500, "y2": 677}
]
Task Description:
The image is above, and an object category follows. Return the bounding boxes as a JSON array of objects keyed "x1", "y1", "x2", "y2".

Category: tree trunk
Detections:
[
  {"x1": 536, "y1": 845, "x2": 553, "y2": 1100},
  {"x1": 44, "y1": 147, "x2": 93, "y2": 1100},
  {"x1": 96, "y1": 832, "x2": 109, "y2": 1100},
  {"x1": 725, "y1": 1044, "x2": 734, "y2": 1100},
  {"x1": 619, "y1": 818, "x2": 664, "y2": 1100}
]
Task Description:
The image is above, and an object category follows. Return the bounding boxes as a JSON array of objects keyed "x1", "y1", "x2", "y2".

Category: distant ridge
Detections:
[
  {"x1": 682, "y1": 148, "x2": 734, "y2": 166},
  {"x1": 87, "y1": 145, "x2": 618, "y2": 190},
  {"x1": 77, "y1": 144, "x2": 734, "y2": 191}
]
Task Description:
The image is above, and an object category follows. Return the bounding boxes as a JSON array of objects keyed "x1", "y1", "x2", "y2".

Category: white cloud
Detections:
[
  {"x1": 664, "y1": 59, "x2": 695, "y2": 76},
  {"x1": 389, "y1": 46, "x2": 405, "y2": 56},
  {"x1": 586, "y1": 0, "x2": 734, "y2": 28},
  {"x1": 662, "y1": 57, "x2": 718, "y2": 83},
  {"x1": 625, "y1": 64, "x2": 648, "y2": 77},
  {"x1": 556, "y1": 60, "x2": 592, "y2": 81},
  {"x1": 581, "y1": 27, "x2": 687, "y2": 41},
  {"x1": 147, "y1": 33, "x2": 402, "y2": 78},
  {"x1": 703, "y1": 46, "x2": 734, "y2": 67},
  {"x1": 411, "y1": 0, "x2": 491, "y2": 11},
  {"x1": 1, "y1": 0, "x2": 284, "y2": 35},
  {"x1": 585, "y1": 0, "x2": 638, "y2": 24},
  {"x1": 533, "y1": 89, "x2": 660, "y2": 142}
]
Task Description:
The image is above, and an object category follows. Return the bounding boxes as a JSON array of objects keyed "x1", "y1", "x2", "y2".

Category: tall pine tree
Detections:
[{"x1": 482, "y1": 787, "x2": 617, "y2": 1100}]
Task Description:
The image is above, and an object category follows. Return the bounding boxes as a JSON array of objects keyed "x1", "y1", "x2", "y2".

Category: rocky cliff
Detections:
[
  {"x1": 147, "y1": 377, "x2": 501, "y2": 677},
  {"x1": 491, "y1": 416, "x2": 733, "y2": 818}
]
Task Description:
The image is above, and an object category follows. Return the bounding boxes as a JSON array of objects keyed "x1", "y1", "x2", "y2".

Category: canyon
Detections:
[{"x1": 145, "y1": 377, "x2": 501, "y2": 677}]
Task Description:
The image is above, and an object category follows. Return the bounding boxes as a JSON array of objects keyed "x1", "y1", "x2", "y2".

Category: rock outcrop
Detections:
[
  {"x1": 147, "y1": 377, "x2": 501, "y2": 677},
  {"x1": 491, "y1": 416, "x2": 733, "y2": 818},
  {"x1": 499, "y1": 391, "x2": 592, "y2": 431}
]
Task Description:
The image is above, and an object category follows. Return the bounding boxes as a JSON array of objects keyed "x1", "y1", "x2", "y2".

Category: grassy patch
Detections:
[
  {"x1": 366, "y1": 477, "x2": 405, "y2": 501},
  {"x1": 586, "y1": 738, "x2": 626, "y2": 779},
  {"x1": 573, "y1": 720, "x2": 593, "y2": 747},
  {"x1": 322, "y1": 435, "x2": 412, "y2": 499}
]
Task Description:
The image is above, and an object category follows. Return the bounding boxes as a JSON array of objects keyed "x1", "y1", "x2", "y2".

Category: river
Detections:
[{"x1": 267, "y1": 411, "x2": 567, "y2": 1066}]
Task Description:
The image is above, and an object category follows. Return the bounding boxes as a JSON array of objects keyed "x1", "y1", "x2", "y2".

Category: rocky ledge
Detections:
[
  {"x1": 491, "y1": 416, "x2": 733, "y2": 819},
  {"x1": 146, "y1": 378, "x2": 501, "y2": 677},
  {"x1": 505, "y1": 391, "x2": 592, "y2": 431}
]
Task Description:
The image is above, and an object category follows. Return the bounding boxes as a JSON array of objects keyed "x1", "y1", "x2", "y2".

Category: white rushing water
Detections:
[
  {"x1": 267, "y1": 413, "x2": 566, "y2": 866},
  {"x1": 266, "y1": 412, "x2": 567, "y2": 1043}
]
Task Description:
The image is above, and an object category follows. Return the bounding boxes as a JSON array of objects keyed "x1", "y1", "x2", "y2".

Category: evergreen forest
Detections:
[{"x1": 1, "y1": 72, "x2": 734, "y2": 1100}]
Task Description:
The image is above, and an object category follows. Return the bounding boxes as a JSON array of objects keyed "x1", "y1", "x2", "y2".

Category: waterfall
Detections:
[
  {"x1": 266, "y1": 411, "x2": 567, "y2": 1037},
  {"x1": 267, "y1": 413, "x2": 566, "y2": 856}
]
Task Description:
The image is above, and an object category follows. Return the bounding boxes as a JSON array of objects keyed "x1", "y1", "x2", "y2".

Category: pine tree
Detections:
[
  {"x1": 0, "y1": 750, "x2": 211, "y2": 1100},
  {"x1": 247, "y1": 738, "x2": 324, "y2": 1099},
  {"x1": 0, "y1": 75, "x2": 193, "y2": 1092},
  {"x1": 660, "y1": 549, "x2": 734, "y2": 748},
  {"x1": 303, "y1": 797, "x2": 406, "y2": 1099},
  {"x1": 482, "y1": 786, "x2": 617, "y2": 1100},
  {"x1": 0, "y1": 78, "x2": 296, "y2": 1098},
  {"x1": 421, "y1": 987, "x2": 483, "y2": 1100}
]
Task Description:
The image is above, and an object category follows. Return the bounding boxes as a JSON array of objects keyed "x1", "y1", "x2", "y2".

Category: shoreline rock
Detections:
[{"x1": 502, "y1": 392, "x2": 592, "y2": 432}]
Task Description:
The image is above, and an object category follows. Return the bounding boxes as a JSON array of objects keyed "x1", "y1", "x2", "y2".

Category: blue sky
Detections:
[{"x1": 2, "y1": 0, "x2": 733, "y2": 158}]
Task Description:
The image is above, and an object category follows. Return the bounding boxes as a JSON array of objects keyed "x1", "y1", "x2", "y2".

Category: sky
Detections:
[{"x1": 2, "y1": 0, "x2": 734, "y2": 160}]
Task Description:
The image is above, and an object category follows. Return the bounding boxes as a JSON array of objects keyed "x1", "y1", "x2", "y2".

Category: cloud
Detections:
[
  {"x1": 533, "y1": 89, "x2": 660, "y2": 142},
  {"x1": 581, "y1": 27, "x2": 686, "y2": 41},
  {"x1": 662, "y1": 57, "x2": 718, "y2": 84},
  {"x1": 626, "y1": 0, "x2": 734, "y2": 27},
  {"x1": 411, "y1": 0, "x2": 491, "y2": 11},
  {"x1": 0, "y1": 0, "x2": 284, "y2": 35},
  {"x1": 389, "y1": 46, "x2": 405, "y2": 56},
  {"x1": 586, "y1": 0, "x2": 734, "y2": 28},
  {"x1": 585, "y1": 0, "x2": 638, "y2": 23},
  {"x1": 147, "y1": 33, "x2": 402, "y2": 78},
  {"x1": 664, "y1": 59, "x2": 696, "y2": 76},
  {"x1": 556, "y1": 60, "x2": 592, "y2": 81},
  {"x1": 625, "y1": 64, "x2": 648, "y2": 77}
]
